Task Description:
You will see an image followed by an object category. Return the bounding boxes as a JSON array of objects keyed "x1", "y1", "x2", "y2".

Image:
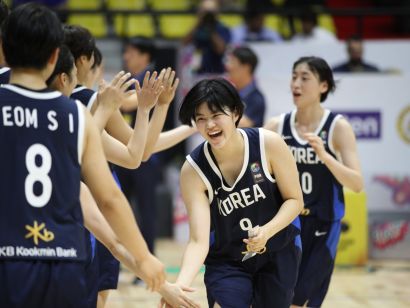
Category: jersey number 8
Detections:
[{"x1": 25, "y1": 144, "x2": 52, "y2": 208}]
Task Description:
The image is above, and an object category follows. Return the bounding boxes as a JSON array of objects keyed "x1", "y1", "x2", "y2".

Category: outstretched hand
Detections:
[
  {"x1": 158, "y1": 67, "x2": 180, "y2": 106},
  {"x1": 133, "y1": 253, "x2": 166, "y2": 293},
  {"x1": 158, "y1": 281, "x2": 200, "y2": 308},
  {"x1": 136, "y1": 70, "x2": 165, "y2": 111},
  {"x1": 97, "y1": 71, "x2": 136, "y2": 110}
]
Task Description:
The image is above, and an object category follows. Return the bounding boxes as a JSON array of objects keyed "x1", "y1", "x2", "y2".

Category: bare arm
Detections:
[
  {"x1": 152, "y1": 125, "x2": 196, "y2": 153},
  {"x1": 305, "y1": 117, "x2": 363, "y2": 192},
  {"x1": 80, "y1": 106, "x2": 165, "y2": 291},
  {"x1": 80, "y1": 182, "x2": 137, "y2": 271},
  {"x1": 141, "y1": 68, "x2": 179, "y2": 161},
  {"x1": 100, "y1": 106, "x2": 149, "y2": 169},
  {"x1": 175, "y1": 161, "x2": 211, "y2": 287},
  {"x1": 245, "y1": 130, "x2": 303, "y2": 251},
  {"x1": 91, "y1": 71, "x2": 136, "y2": 132},
  {"x1": 104, "y1": 70, "x2": 165, "y2": 150}
]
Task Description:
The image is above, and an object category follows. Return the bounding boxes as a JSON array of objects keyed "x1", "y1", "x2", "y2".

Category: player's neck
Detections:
[
  {"x1": 295, "y1": 104, "x2": 324, "y2": 127},
  {"x1": 212, "y1": 129, "x2": 244, "y2": 160},
  {"x1": 9, "y1": 69, "x2": 48, "y2": 90}
]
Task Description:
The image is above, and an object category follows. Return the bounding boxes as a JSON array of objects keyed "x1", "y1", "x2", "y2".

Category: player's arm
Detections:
[
  {"x1": 246, "y1": 130, "x2": 303, "y2": 251},
  {"x1": 175, "y1": 161, "x2": 211, "y2": 287},
  {"x1": 263, "y1": 116, "x2": 281, "y2": 133},
  {"x1": 104, "y1": 70, "x2": 164, "y2": 148},
  {"x1": 141, "y1": 68, "x2": 179, "y2": 161},
  {"x1": 307, "y1": 117, "x2": 363, "y2": 192},
  {"x1": 91, "y1": 71, "x2": 136, "y2": 132},
  {"x1": 100, "y1": 72, "x2": 164, "y2": 168},
  {"x1": 152, "y1": 125, "x2": 196, "y2": 153},
  {"x1": 80, "y1": 182, "x2": 137, "y2": 271},
  {"x1": 80, "y1": 106, "x2": 165, "y2": 292}
]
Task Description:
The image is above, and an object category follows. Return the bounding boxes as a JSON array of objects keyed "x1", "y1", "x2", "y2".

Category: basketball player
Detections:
[
  {"x1": 0, "y1": 4, "x2": 165, "y2": 307},
  {"x1": 46, "y1": 43, "x2": 200, "y2": 308},
  {"x1": 63, "y1": 28, "x2": 193, "y2": 308},
  {"x1": 264, "y1": 56, "x2": 363, "y2": 307},
  {"x1": 163, "y1": 78, "x2": 304, "y2": 308}
]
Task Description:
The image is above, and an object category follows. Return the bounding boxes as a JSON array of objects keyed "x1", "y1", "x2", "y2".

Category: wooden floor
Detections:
[{"x1": 106, "y1": 240, "x2": 410, "y2": 308}]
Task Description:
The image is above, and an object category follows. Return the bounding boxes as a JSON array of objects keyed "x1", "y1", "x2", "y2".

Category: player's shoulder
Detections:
[
  {"x1": 259, "y1": 127, "x2": 284, "y2": 144},
  {"x1": 263, "y1": 115, "x2": 283, "y2": 133},
  {"x1": 181, "y1": 159, "x2": 206, "y2": 188}
]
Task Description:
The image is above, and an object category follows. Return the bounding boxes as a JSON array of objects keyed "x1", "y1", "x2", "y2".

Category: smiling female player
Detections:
[
  {"x1": 265, "y1": 56, "x2": 363, "y2": 308},
  {"x1": 160, "y1": 78, "x2": 303, "y2": 308}
]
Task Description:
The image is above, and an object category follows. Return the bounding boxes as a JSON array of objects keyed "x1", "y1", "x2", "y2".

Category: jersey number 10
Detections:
[
  {"x1": 301, "y1": 172, "x2": 312, "y2": 194},
  {"x1": 25, "y1": 144, "x2": 52, "y2": 208}
]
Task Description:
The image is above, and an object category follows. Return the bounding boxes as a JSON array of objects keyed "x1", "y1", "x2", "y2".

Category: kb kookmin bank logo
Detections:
[{"x1": 335, "y1": 111, "x2": 381, "y2": 140}]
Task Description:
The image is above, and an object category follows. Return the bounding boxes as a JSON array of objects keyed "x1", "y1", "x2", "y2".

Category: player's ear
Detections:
[
  {"x1": 61, "y1": 72, "x2": 68, "y2": 85},
  {"x1": 320, "y1": 80, "x2": 328, "y2": 94},
  {"x1": 48, "y1": 48, "x2": 60, "y2": 67}
]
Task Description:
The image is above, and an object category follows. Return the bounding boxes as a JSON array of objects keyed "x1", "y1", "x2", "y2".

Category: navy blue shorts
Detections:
[
  {"x1": 0, "y1": 259, "x2": 87, "y2": 308},
  {"x1": 204, "y1": 238, "x2": 301, "y2": 308},
  {"x1": 293, "y1": 217, "x2": 341, "y2": 307},
  {"x1": 96, "y1": 240, "x2": 120, "y2": 291},
  {"x1": 84, "y1": 235, "x2": 119, "y2": 308}
]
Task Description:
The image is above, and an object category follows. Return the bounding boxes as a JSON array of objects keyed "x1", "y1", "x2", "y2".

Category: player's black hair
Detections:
[
  {"x1": 293, "y1": 56, "x2": 336, "y2": 102},
  {"x1": 125, "y1": 36, "x2": 156, "y2": 62},
  {"x1": 46, "y1": 45, "x2": 75, "y2": 86},
  {"x1": 63, "y1": 24, "x2": 95, "y2": 61},
  {"x1": 179, "y1": 78, "x2": 244, "y2": 127},
  {"x1": 231, "y1": 46, "x2": 258, "y2": 74},
  {"x1": 2, "y1": 3, "x2": 63, "y2": 70},
  {"x1": 91, "y1": 46, "x2": 102, "y2": 70}
]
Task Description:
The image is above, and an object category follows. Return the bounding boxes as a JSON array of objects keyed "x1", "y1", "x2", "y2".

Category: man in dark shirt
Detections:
[
  {"x1": 225, "y1": 46, "x2": 266, "y2": 127},
  {"x1": 183, "y1": 0, "x2": 231, "y2": 74},
  {"x1": 333, "y1": 35, "x2": 380, "y2": 73}
]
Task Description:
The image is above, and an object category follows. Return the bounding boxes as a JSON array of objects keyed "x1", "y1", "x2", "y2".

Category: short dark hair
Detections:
[
  {"x1": 346, "y1": 34, "x2": 362, "y2": 44},
  {"x1": 300, "y1": 9, "x2": 317, "y2": 26},
  {"x1": 63, "y1": 24, "x2": 95, "y2": 61},
  {"x1": 179, "y1": 78, "x2": 244, "y2": 127},
  {"x1": 2, "y1": 3, "x2": 63, "y2": 70},
  {"x1": 125, "y1": 36, "x2": 155, "y2": 62},
  {"x1": 91, "y1": 46, "x2": 102, "y2": 70},
  {"x1": 231, "y1": 46, "x2": 258, "y2": 73},
  {"x1": 46, "y1": 45, "x2": 75, "y2": 86},
  {"x1": 293, "y1": 56, "x2": 336, "y2": 102}
]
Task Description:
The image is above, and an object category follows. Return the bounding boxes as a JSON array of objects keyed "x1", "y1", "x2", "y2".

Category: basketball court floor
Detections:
[{"x1": 106, "y1": 240, "x2": 410, "y2": 308}]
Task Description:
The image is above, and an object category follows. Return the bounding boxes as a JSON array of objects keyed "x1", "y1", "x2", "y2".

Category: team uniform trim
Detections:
[
  {"x1": 203, "y1": 129, "x2": 250, "y2": 192},
  {"x1": 258, "y1": 128, "x2": 276, "y2": 183}
]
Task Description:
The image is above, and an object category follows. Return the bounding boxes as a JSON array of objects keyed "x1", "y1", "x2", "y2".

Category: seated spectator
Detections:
[
  {"x1": 183, "y1": 0, "x2": 231, "y2": 74},
  {"x1": 225, "y1": 46, "x2": 266, "y2": 127},
  {"x1": 333, "y1": 35, "x2": 380, "y2": 73},
  {"x1": 292, "y1": 9, "x2": 337, "y2": 43},
  {"x1": 231, "y1": 7, "x2": 283, "y2": 44}
]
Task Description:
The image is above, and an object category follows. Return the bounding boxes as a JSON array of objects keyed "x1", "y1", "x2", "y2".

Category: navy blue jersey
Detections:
[
  {"x1": 71, "y1": 85, "x2": 97, "y2": 110},
  {"x1": 278, "y1": 109, "x2": 345, "y2": 221},
  {"x1": 0, "y1": 67, "x2": 10, "y2": 84},
  {"x1": 0, "y1": 84, "x2": 86, "y2": 261},
  {"x1": 187, "y1": 128, "x2": 300, "y2": 263}
]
